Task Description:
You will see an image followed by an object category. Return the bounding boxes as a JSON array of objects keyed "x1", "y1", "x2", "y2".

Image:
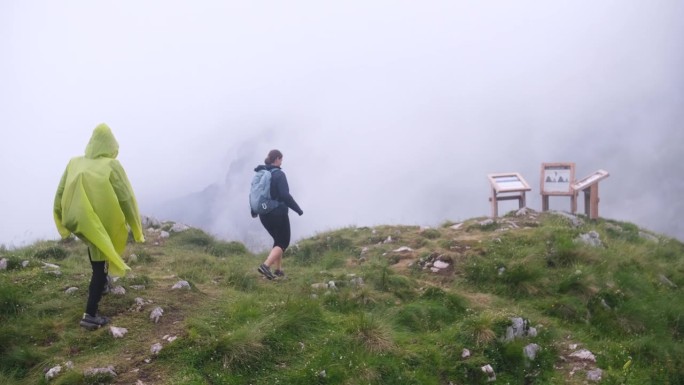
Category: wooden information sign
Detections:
[
  {"x1": 571, "y1": 169, "x2": 610, "y2": 219},
  {"x1": 487, "y1": 172, "x2": 531, "y2": 217},
  {"x1": 540, "y1": 162, "x2": 576, "y2": 213}
]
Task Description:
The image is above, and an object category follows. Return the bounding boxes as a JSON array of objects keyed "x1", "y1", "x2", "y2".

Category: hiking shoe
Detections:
[
  {"x1": 258, "y1": 264, "x2": 276, "y2": 280},
  {"x1": 274, "y1": 269, "x2": 286, "y2": 278},
  {"x1": 79, "y1": 314, "x2": 110, "y2": 330}
]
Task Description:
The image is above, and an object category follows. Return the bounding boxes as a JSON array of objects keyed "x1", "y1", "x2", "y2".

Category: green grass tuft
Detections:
[
  {"x1": 1, "y1": 212, "x2": 683, "y2": 384},
  {"x1": 33, "y1": 245, "x2": 68, "y2": 260}
]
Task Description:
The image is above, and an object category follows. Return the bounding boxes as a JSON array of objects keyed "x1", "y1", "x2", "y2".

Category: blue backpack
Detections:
[{"x1": 249, "y1": 169, "x2": 280, "y2": 215}]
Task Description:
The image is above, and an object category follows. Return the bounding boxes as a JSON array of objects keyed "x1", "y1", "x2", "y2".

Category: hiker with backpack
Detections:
[
  {"x1": 250, "y1": 149, "x2": 303, "y2": 279},
  {"x1": 53, "y1": 123, "x2": 145, "y2": 330}
]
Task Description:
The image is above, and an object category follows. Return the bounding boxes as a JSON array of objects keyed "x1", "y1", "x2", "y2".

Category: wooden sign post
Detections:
[
  {"x1": 571, "y1": 169, "x2": 610, "y2": 219},
  {"x1": 487, "y1": 172, "x2": 531, "y2": 217},
  {"x1": 540, "y1": 162, "x2": 576, "y2": 213}
]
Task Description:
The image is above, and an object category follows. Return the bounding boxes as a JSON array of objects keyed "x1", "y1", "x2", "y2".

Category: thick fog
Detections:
[{"x1": 2, "y1": 1, "x2": 683, "y2": 250}]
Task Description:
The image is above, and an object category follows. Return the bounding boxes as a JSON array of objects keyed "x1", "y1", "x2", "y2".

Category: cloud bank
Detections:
[{"x1": 1, "y1": 1, "x2": 682, "y2": 249}]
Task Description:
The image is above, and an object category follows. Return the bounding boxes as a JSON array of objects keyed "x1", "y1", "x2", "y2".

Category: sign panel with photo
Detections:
[
  {"x1": 488, "y1": 173, "x2": 531, "y2": 193},
  {"x1": 541, "y1": 163, "x2": 575, "y2": 195},
  {"x1": 572, "y1": 169, "x2": 610, "y2": 191}
]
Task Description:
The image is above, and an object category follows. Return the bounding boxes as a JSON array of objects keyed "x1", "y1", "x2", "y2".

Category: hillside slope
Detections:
[{"x1": 1, "y1": 209, "x2": 682, "y2": 384}]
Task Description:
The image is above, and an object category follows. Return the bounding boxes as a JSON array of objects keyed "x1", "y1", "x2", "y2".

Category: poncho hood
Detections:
[{"x1": 85, "y1": 123, "x2": 119, "y2": 159}]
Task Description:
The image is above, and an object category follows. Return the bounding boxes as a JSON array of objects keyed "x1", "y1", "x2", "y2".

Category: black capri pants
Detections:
[{"x1": 259, "y1": 210, "x2": 291, "y2": 250}]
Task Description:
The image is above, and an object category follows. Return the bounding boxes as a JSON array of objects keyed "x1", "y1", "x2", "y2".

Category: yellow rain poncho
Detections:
[{"x1": 53, "y1": 123, "x2": 144, "y2": 276}]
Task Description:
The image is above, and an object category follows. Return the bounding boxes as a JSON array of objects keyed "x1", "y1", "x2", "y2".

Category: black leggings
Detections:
[
  {"x1": 259, "y1": 211, "x2": 291, "y2": 250},
  {"x1": 86, "y1": 248, "x2": 108, "y2": 317}
]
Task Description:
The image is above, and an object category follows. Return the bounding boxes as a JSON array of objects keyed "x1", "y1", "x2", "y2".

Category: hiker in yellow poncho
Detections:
[{"x1": 53, "y1": 123, "x2": 145, "y2": 330}]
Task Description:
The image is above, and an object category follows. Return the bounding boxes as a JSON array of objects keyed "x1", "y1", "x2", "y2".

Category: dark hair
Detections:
[{"x1": 264, "y1": 149, "x2": 283, "y2": 165}]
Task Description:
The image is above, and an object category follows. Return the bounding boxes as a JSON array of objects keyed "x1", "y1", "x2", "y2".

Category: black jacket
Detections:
[{"x1": 254, "y1": 164, "x2": 303, "y2": 215}]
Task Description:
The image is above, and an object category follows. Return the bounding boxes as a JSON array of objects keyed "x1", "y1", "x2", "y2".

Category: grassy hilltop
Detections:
[{"x1": 1, "y1": 210, "x2": 683, "y2": 385}]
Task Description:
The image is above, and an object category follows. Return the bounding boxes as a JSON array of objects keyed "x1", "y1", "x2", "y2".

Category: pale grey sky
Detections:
[{"x1": 2, "y1": 1, "x2": 683, "y2": 249}]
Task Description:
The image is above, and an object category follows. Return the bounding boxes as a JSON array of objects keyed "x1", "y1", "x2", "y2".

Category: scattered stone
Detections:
[
  {"x1": 481, "y1": 364, "x2": 496, "y2": 382},
  {"x1": 45, "y1": 365, "x2": 62, "y2": 381},
  {"x1": 65, "y1": 287, "x2": 79, "y2": 295},
  {"x1": 600, "y1": 299, "x2": 611, "y2": 310},
  {"x1": 141, "y1": 215, "x2": 161, "y2": 229},
  {"x1": 42, "y1": 262, "x2": 60, "y2": 269},
  {"x1": 659, "y1": 274, "x2": 677, "y2": 288},
  {"x1": 569, "y1": 349, "x2": 596, "y2": 363},
  {"x1": 450, "y1": 223, "x2": 463, "y2": 230},
  {"x1": 170, "y1": 223, "x2": 190, "y2": 232},
  {"x1": 110, "y1": 326, "x2": 128, "y2": 338},
  {"x1": 318, "y1": 370, "x2": 327, "y2": 378},
  {"x1": 516, "y1": 207, "x2": 530, "y2": 216},
  {"x1": 150, "y1": 307, "x2": 164, "y2": 323},
  {"x1": 130, "y1": 285, "x2": 146, "y2": 290},
  {"x1": 524, "y1": 343, "x2": 541, "y2": 361},
  {"x1": 172, "y1": 280, "x2": 191, "y2": 290},
  {"x1": 587, "y1": 368, "x2": 603, "y2": 382},
  {"x1": 393, "y1": 246, "x2": 413, "y2": 253},
  {"x1": 349, "y1": 276, "x2": 364, "y2": 286},
  {"x1": 111, "y1": 286, "x2": 126, "y2": 295},
  {"x1": 328, "y1": 281, "x2": 337, "y2": 289},
  {"x1": 65, "y1": 361, "x2": 74, "y2": 369},
  {"x1": 131, "y1": 297, "x2": 153, "y2": 312},
  {"x1": 0, "y1": 258, "x2": 7, "y2": 270},
  {"x1": 418, "y1": 253, "x2": 454, "y2": 274},
  {"x1": 383, "y1": 236, "x2": 393, "y2": 244},
  {"x1": 83, "y1": 366, "x2": 117, "y2": 379},
  {"x1": 479, "y1": 219, "x2": 494, "y2": 227},
  {"x1": 576, "y1": 231, "x2": 602, "y2": 247},
  {"x1": 164, "y1": 335, "x2": 178, "y2": 342},
  {"x1": 160, "y1": 231, "x2": 170, "y2": 239},
  {"x1": 46, "y1": 270, "x2": 62, "y2": 276},
  {"x1": 462, "y1": 348, "x2": 471, "y2": 358},
  {"x1": 504, "y1": 318, "x2": 536, "y2": 341},
  {"x1": 311, "y1": 283, "x2": 328, "y2": 290},
  {"x1": 22, "y1": 260, "x2": 30, "y2": 268},
  {"x1": 151, "y1": 343, "x2": 163, "y2": 355},
  {"x1": 638, "y1": 231, "x2": 659, "y2": 243},
  {"x1": 128, "y1": 254, "x2": 138, "y2": 263},
  {"x1": 551, "y1": 211, "x2": 583, "y2": 227}
]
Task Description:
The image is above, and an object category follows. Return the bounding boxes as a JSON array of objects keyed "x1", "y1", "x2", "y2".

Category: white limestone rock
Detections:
[
  {"x1": 170, "y1": 223, "x2": 190, "y2": 232},
  {"x1": 83, "y1": 366, "x2": 116, "y2": 379},
  {"x1": 570, "y1": 349, "x2": 596, "y2": 363},
  {"x1": 111, "y1": 286, "x2": 126, "y2": 295},
  {"x1": 481, "y1": 364, "x2": 496, "y2": 382},
  {"x1": 172, "y1": 280, "x2": 191, "y2": 290},
  {"x1": 45, "y1": 365, "x2": 62, "y2": 381},
  {"x1": 151, "y1": 343, "x2": 163, "y2": 355},
  {"x1": 65, "y1": 287, "x2": 79, "y2": 295},
  {"x1": 110, "y1": 326, "x2": 128, "y2": 338},
  {"x1": 150, "y1": 307, "x2": 164, "y2": 323},
  {"x1": 587, "y1": 368, "x2": 603, "y2": 382},
  {"x1": 393, "y1": 246, "x2": 412, "y2": 253}
]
